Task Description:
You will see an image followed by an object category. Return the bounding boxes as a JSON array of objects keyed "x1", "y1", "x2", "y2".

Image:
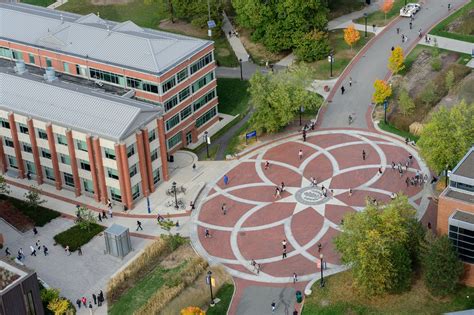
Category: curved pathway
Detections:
[{"x1": 191, "y1": 129, "x2": 431, "y2": 314}]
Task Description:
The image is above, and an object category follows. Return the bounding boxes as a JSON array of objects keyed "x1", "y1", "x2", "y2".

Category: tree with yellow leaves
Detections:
[
  {"x1": 381, "y1": 0, "x2": 394, "y2": 21},
  {"x1": 47, "y1": 298, "x2": 70, "y2": 315},
  {"x1": 372, "y1": 79, "x2": 392, "y2": 104},
  {"x1": 388, "y1": 46, "x2": 405, "y2": 74},
  {"x1": 344, "y1": 24, "x2": 360, "y2": 51},
  {"x1": 181, "y1": 306, "x2": 206, "y2": 315}
]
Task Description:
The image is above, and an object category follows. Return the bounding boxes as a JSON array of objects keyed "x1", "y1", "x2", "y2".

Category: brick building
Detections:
[
  {"x1": 437, "y1": 146, "x2": 474, "y2": 285},
  {"x1": 0, "y1": 2, "x2": 219, "y2": 157}
]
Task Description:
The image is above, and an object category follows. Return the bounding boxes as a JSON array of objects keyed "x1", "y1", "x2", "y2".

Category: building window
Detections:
[
  {"x1": 25, "y1": 161, "x2": 36, "y2": 175},
  {"x1": 12, "y1": 50, "x2": 23, "y2": 61},
  {"x1": 196, "y1": 106, "x2": 217, "y2": 128},
  {"x1": 191, "y1": 72, "x2": 214, "y2": 93},
  {"x1": 129, "y1": 164, "x2": 138, "y2": 178},
  {"x1": 60, "y1": 154, "x2": 70, "y2": 165},
  {"x1": 83, "y1": 179, "x2": 94, "y2": 193},
  {"x1": 28, "y1": 54, "x2": 35, "y2": 64},
  {"x1": 19, "y1": 124, "x2": 29, "y2": 135},
  {"x1": 193, "y1": 89, "x2": 216, "y2": 112},
  {"x1": 104, "y1": 148, "x2": 116, "y2": 160},
  {"x1": 22, "y1": 143, "x2": 33, "y2": 153},
  {"x1": 41, "y1": 148, "x2": 51, "y2": 159},
  {"x1": 4, "y1": 137, "x2": 14, "y2": 148},
  {"x1": 8, "y1": 155, "x2": 17, "y2": 169},
  {"x1": 164, "y1": 95, "x2": 179, "y2": 112},
  {"x1": 57, "y1": 135, "x2": 68, "y2": 146},
  {"x1": 63, "y1": 62, "x2": 70, "y2": 73},
  {"x1": 165, "y1": 114, "x2": 180, "y2": 131},
  {"x1": 46, "y1": 58, "x2": 52, "y2": 68},
  {"x1": 90, "y1": 68, "x2": 125, "y2": 86},
  {"x1": 180, "y1": 105, "x2": 192, "y2": 121},
  {"x1": 44, "y1": 167, "x2": 55, "y2": 181},
  {"x1": 143, "y1": 82, "x2": 159, "y2": 94},
  {"x1": 179, "y1": 87, "x2": 190, "y2": 102},
  {"x1": 177, "y1": 68, "x2": 188, "y2": 83},
  {"x1": 450, "y1": 180, "x2": 474, "y2": 193},
  {"x1": 38, "y1": 129, "x2": 48, "y2": 140},
  {"x1": 153, "y1": 168, "x2": 160, "y2": 184},
  {"x1": 148, "y1": 129, "x2": 156, "y2": 142},
  {"x1": 190, "y1": 53, "x2": 213, "y2": 75},
  {"x1": 127, "y1": 77, "x2": 142, "y2": 89},
  {"x1": 449, "y1": 224, "x2": 474, "y2": 264},
  {"x1": 107, "y1": 168, "x2": 119, "y2": 180},
  {"x1": 150, "y1": 148, "x2": 159, "y2": 162},
  {"x1": 64, "y1": 172, "x2": 75, "y2": 187},
  {"x1": 162, "y1": 77, "x2": 176, "y2": 94},
  {"x1": 80, "y1": 160, "x2": 91, "y2": 171},
  {"x1": 131, "y1": 183, "x2": 140, "y2": 200},
  {"x1": 76, "y1": 140, "x2": 88, "y2": 152},
  {"x1": 24, "y1": 291, "x2": 36, "y2": 315},
  {"x1": 126, "y1": 144, "x2": 135, "y2": 158},
  {"x1": 110, "y1": 187, "x2": 122, "y2": 202},
  {"x1": 0, "y1": 118, "x2": 10, "y2": 129},
  {"x1": 167, "y1": 133, "x2": 182, "y2": 150}
]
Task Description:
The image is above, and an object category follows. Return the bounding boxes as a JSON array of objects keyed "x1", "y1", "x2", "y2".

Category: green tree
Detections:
[
  {"x1": 171, "y1": 0, "x2": 223, "y2": 30},
  {"x1": 388, "y1": 46, "x2": 405, "y2": 74},
  {"x1": 417, "y1": 101, "x2": 474, "y2": 173},
  {"x1": 294, "y1": 30, "x2": 330, "y2": 62},
  {"x1": 445, "y1": 69, "x2": 455, "y2": 91},
  {"x1": 334, "y1": 195, "x2": 419, "y2": 296},
  {"x1": 76, "y1": 206, "x2": 97, "y2": 231},
  {"x1": 398, "y1": 88, "x2": 415, "y2": 116},
  {"x1": 372, "y1": 79, "x2": 392, "y2": 105},
  {"x1": 24, "y1": 186, "x2": 45, "y2": 210},
  {"x1": 420, "y1": 82, "x2": 438, "y2": 106},
  {"x1": 422, "y1": 235, "x2": 463, "y2": 296},
  {"x1": 232, "y1": 0, "x2": 329, "y2": 58},
  {"x1": 248, "y1": 64, "x2": 322, "y2": 133},
  {"x1": 0, "y1": 174, "x2": 9, "y2": 195}
]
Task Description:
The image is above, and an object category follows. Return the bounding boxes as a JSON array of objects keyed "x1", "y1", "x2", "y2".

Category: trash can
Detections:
[{"x1": 296, "y1": 290, "x2": 303, "y2": 303}]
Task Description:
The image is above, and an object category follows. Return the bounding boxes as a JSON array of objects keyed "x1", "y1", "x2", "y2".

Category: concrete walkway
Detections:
[
  {"x1": 222, "y1": 11, "x2": 249, "y2": 62},
  {"x1": 320, "y1": 0, "x2": 470, "y2": 129},
  {"x1": 328, "y1": 0, "x2": 382, "y2": 30},
  {"x1": 47, "y1": 0, "x2": 67, "y2": 9},
  {"x1": 420, "y1": 34, "x2": 474, "y2": 54}
]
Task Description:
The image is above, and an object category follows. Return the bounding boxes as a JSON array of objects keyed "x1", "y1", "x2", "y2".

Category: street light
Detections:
[
  {"x1": 239, "y1": 58, "x2": 243, "y2": 80},
  {"x1": 364, "y1": 13, "x2": 368, "y2": 38},
  {"x1": 320, "y1": 253, "x2": 325, "y2": 288},
  {"x1": 204, "y1": 131, "x2": 210, "y2": 159},
  {"x1": 172, "y1": 181, "x2": 178, "y2": 209},
  {"x1": 383, "y1": 99, "x2": 388, "y2": 124},
  {"x1": 207, "y1": 270, "x2": 215, "y2": 306},
  {"x1": 328, "y1": 51, "x2": 334, "y2": 78},
  {"x1": 299, "y1": 105, "x2": 305, "y2": 126},
  {"x1": 445, "y1": 164, "x2": 449, "y2": 188}
]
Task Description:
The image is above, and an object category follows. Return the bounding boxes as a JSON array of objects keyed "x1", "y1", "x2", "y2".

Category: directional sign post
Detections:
[{"x1": 245, "y1": 130, "x2": 257, "y2": 144}]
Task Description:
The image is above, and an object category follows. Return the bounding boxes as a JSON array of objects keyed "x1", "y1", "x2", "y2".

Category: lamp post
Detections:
[
  {"x1": 207, "y1": 270, "x2": 215, "y2": 306},
  {"x1": 172, "y1": 181, "x2": 178, "y2": 209},
  {"x1": 328, "y1": 51, "x2": 334, "y2": 78},
  {"x1": 204, "y1": 131, "x2": 210, "y2": 159},
  {"x1": 364, "y1": 13, "x2": 368, "y2": 38},
  {"x1": 445, "y1": 164, "x2": 449, "y2": 188},
  {"x1": 383, "y1": 99, "x2": 388, "y2": 124},
  {"x1": 299, "y1": 105, "x2": 305, "y2": 126},
  {"x1": 320, "y1": 253, "x2": 325, "y2": 288},
  {"x1": 239, "y1": 58, "x2": 243, "y2": 80}
]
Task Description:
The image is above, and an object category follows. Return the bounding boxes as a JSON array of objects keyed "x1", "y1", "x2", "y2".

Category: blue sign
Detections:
[
  {"x1": 383, "y1": 100, "x2": 388, "y2": 110},
  {"x1": 246, "y1": 130, "x2": 257, "y2": 139},
  {"x1": 147, "y1": 197, "x2": 151, "y2": 214},
  {"x1": 207, "y1": 20, "x2": 216, "y2": 28}
]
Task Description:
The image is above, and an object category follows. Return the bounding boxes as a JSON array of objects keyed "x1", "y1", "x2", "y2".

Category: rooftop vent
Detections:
[
  {"x1": 43, "y1": 67, "x2": 57, "y2": 83},
  {"x1": 14, "y1": 60, "x2": 27, "y2": 75}
]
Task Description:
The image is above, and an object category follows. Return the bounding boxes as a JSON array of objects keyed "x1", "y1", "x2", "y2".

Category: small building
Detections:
[
  {"x1": 0, "y1": 257, "x2": 44, "y2": 315},
  {"x1": 438, "y1": 146, "x2": 474, "y2": 285},
  {"x1": 104, "y1": 224, "x2": 132, "y2": 258}
]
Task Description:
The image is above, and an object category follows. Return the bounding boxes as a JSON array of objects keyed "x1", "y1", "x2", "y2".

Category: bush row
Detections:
[{"x1": 53, "y1": 223, "x2": 104, "y2": 252}]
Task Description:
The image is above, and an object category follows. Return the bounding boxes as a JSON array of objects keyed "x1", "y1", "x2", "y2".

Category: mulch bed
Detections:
[{"x1": 0, "y1": 200, "x2": 34, "y2": 232}]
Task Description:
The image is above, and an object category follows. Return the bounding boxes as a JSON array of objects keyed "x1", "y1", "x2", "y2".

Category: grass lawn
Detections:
[
  {"x1": 308, "y1": 29, "x2": 374, "y2": 80},
  {"x1": 206, "y1": 282, "x2": 234, "y2": 315},
  {"x1": 378, "y1": 120, "x2": 419, "y2": 142},
  {"x1": 0, "y1": 194, "x2": 60, "y2": 227},
  {"x1": 109, "y1": 262, "x2": 186, "y2": 315},
  {"x1": 53, "y1": 223, "x2": 104, "y2": 251},
  {"x1": 303, "y1": 271, "x2": 474, "y2": 314},
  {"x1": 430, "y1": 0, "x2": 474, "y2": 43},
  {"x1": 217, "y1": 78, "x2": 250, "y2": 116},
  {"x1": 21, "y1": 0, "x2": 55, "y2": 7},
  {"x1": 329, "y1": 0, "x2": 366, "y2": 20},
  {"x1": 354, "y1": 0, "x2": 419, "y2": 27},
  {"x1": 214, "y1": 36, "x2": 239, "y2": 67}
]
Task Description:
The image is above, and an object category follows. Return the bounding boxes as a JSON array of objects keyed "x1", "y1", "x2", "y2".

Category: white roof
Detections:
[
  {"x1": 0, "y1": 3, "x2": 212, "y2": 75},
  {"x1": 0, "y1": 72, "x2": 162, "y2": 141}
]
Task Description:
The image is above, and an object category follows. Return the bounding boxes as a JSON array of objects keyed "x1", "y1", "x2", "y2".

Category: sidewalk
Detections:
[
  {"x1": 328, "y1": 0, "x2": 381, "y2": 30},
  {"x1": 420, "y1": 34, "x2": 474, "y2": 54},
  {"x1": 47, "y1": 0, "x2": 67, "y2": 9},
  {"x1": 222, "y1": 11, "x2": 249, "y2": 62}
]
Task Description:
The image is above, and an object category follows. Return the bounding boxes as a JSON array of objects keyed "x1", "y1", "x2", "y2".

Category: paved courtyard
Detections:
[{"x1": 191, "y1": 129, "x2": 432, "y2": 313}]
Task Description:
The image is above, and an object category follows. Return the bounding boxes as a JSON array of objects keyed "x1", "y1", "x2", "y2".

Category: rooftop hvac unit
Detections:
[
  {"x1": 43, "y1": 67, "x2": 57, "y2": 82},
  {"x1": 14, "y1": 60, "x2": 27, "y2": 75}
]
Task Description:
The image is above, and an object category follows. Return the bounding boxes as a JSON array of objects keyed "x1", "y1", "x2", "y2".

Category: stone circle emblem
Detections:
[{"x1": 295, "y1": 186, "x2": 329, "y2": 205}]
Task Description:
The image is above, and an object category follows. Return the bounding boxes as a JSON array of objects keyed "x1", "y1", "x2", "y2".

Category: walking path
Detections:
[
  {"x1": 320, "y1": 0, "x2": 470, "y2": 129},
  {"x1": 328, "y1": 0, "x2": 381, "y2": 30},
  {"x1": 420, "y1": 34, "x2": 474, "y2": 54},
  {"x1": 222, "y1": 11, "x2": 249, "y2": 62},
  {"x1": 47, "y1": 0, "x2": 67, "y2": 9}
]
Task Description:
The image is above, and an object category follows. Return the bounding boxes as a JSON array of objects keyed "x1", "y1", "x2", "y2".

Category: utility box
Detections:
[{"x1": 104, "y1": 224, "x2": 132, "y2": 258}]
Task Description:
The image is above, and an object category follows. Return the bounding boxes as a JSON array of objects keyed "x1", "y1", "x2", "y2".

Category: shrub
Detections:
[
  {"x1": 47, "y1": 298, "x2": 70, "y2": 315},
  {"x1": 398, "y1": 88, "x2": 415, "y2": 115},
  {"x1": 41, "y1": 288, "x2": 60, "y2": 305},
  {"x1": 53, "y1": 223, "x2": 104, "y2": 252},
  {"x1": 0, "y1": 195, "x2": 59, "y2": 226},
  {"x1": 75, "y1": 207, "x2": 97, "y2": 232},
  {"x1": 431, "y1": 57, "x2": 442, "y2": 71},
  {"x1": 419, "y1": 82, "x2": 438, "y2": 106},
  {"x1": 295, "y1": 30, "x2": 330, "y2": 62},
  {"x1": 0, "y1": 174, "x2": 9, "y2": 195},
  {"x1": 445, "y1": 69, "x2": 455, "y2": 91},
  {"x1": 164, "y1": 234, "x2": 188, "y2": 251}
]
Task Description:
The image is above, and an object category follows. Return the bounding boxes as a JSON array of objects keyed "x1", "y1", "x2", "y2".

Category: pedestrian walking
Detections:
[
  {"x1": 378, "y1": 167, "x2": 383, "y2": 175},
  {"x1": 341, "y1": 85, "x2": 345, "y2": 95},
  {"x1": 108, "y1": 208, "x2": 113, "y2": 218},
  {"x1": 65, "y1": 245, "x2": 71, "y2": 256},
  {"x1": 190, "y1": 201, "x2": 195, "y2": 211},
  {"x1": 5, "y1": 247, "x2": 10, "y2": 256},
  {"x1": 43, "y1": 245, "x2": 48, "y2": 256},
  {"x1": 256, "y1": 263, "x2": 261, "y2": 275},
  {"x1": 221, "y1": 203, "x2": 227, "y2": 215},
  {"x1": 36, "y1": 240, "x2": 41, "y2": 250},
  {"x1": 251, "y1": 259, "x2": 257, "y2": 271},
  {"x1": 392, "y1": 161, "x2": 396, "y2": 170},
  {"x1": 302, "y1": 130, "x2": 306, "y2": 142},
  {"x1": 136, "y1": 220, "x2": 143, "y2": 231},
  {"x1": 274, "y1": 186, "x2": 281, "y2": 199},
  {"x1": 78, "y1": 247, "x2": 83, "y2": 256},
  {"x1": 391, "y1": 46, "x2": 395, "y2": 51},
  {"x1": 372, "y1": 24, "x2": 376, "y2": 32},
  {"x1": 282, "y1": 239, "x2": 287, "y2": 250},
  {"x1": 223, "y1": 174, "x2": 229, "y2": 185},
  {"x1": 18, "y1": 248, "x2": 24, "y2": 261},
  {"x1": 92, "y1": 294, "x2": 97, "y2": 305},
  {"x1": 107, "y1": 198, "x2": 112, "y2": 209},
  {"x1": 98, "y1": 214, "x2": 102, "y2": 222},
  {"x1": 409, "y1": 21, "x2": 412, "y2": 29},
  {"x1": 448, "y1": 3, "x2": 451, "y2": 11},
  {"x1": 98, "y1": 291, "x2": 104, "y2": 307},
  {"x1": 264, "y1": 161, "x2": 270, "y2": 170},
  {"x1": 293, "y1": 272, "x2": 298, "y2": 283},
  {"x1": 33, "y1": 227, "x2": 38, "y2": 235},
  {"x1": 205, "y1": 228, "x2": 211, "y2": 238},
  {"x1": 282, "y1": 248, "x2": 287, "y2": 259},
  {"x1": 349, "y1": 77, "x2": 352, "y2": 87},
  {"x1": 362, "y1": 150, "x2": 366, "y2": 161},
  {"x1": 396, "y1": 27, "x2": 400, "y2": 34},
  {"x1": 271, "y1": 301, "x2": 276, "y2": 313},
  {"x1": 280, "y1": 182, "x2": 285, "y2": 192},
  {"x1": 76, "y1": 299, "x2": 81, "y2": 309},
  {"x1": 349, "y1": 188, "x2": 353, "y2": 197},
  {"x1": 30, "y1": 245, "x2": 37, "y2": 256},
  {"x1": 318, "y1": 243, "x2": 322, "y2": 253},
  {"x1": 81, "y1": 297, "x2": 87, "y2": 306},
  {"x1": 102, "y1": 210, "x2": 107, "y2": 219},
  {"x1": 298, "y1": 149, "x2": 303, "y2": 160},
  {"x1": 88, "y1": 302, "x2": 93, "y2": 312},
  {"x1": 418, "y1": 29, "x2": 422, "y2": 38}
]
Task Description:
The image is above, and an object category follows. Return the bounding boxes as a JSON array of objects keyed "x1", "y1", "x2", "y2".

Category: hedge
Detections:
[{"x1": 53, "y1": 223, "x2": 104, "y2": 252}]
